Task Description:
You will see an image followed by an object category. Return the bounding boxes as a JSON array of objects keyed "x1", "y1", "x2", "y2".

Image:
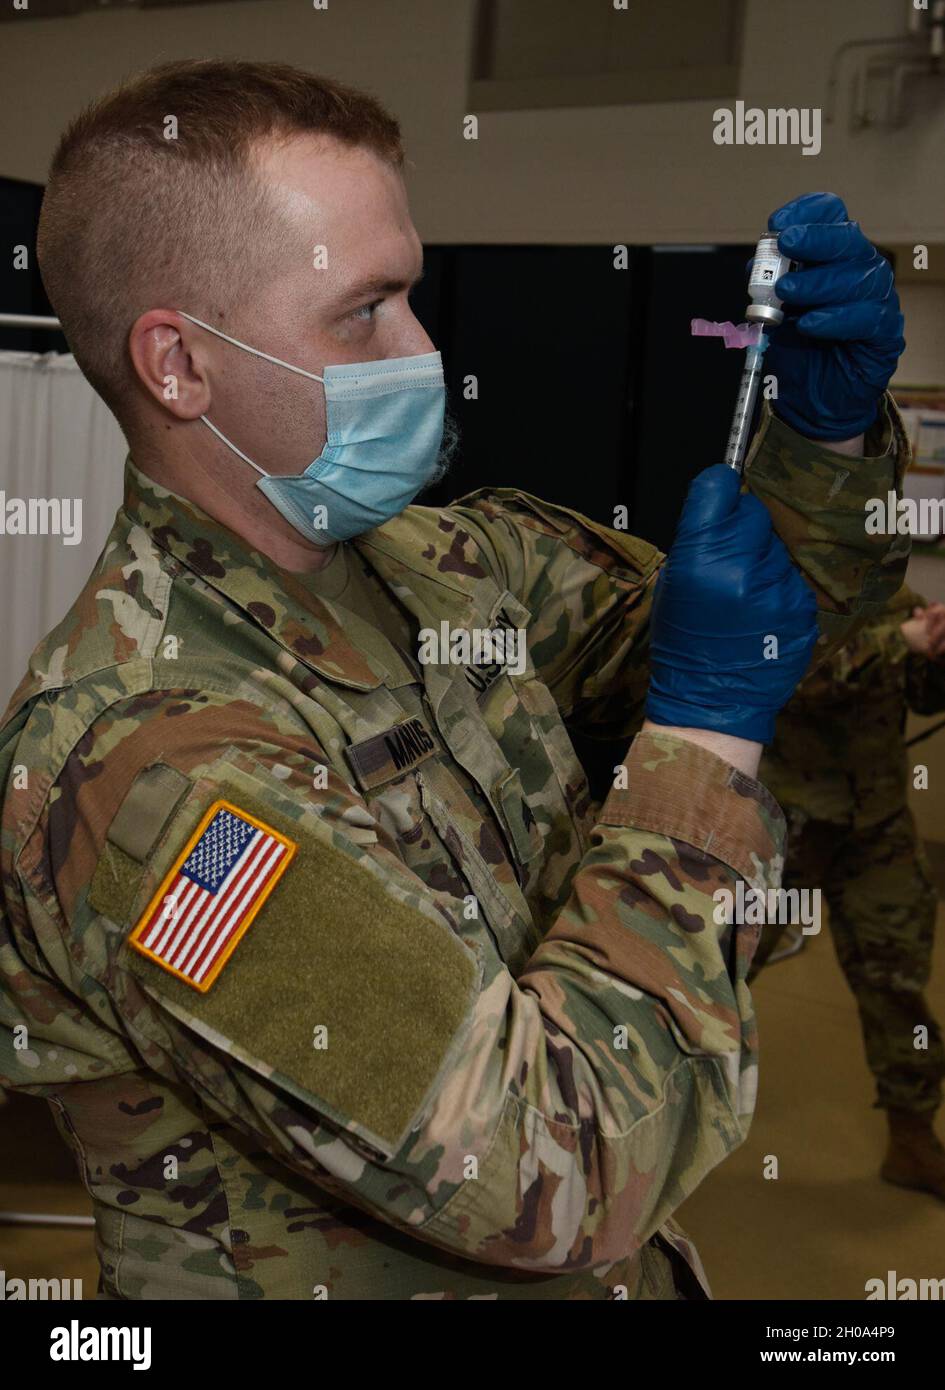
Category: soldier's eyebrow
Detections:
[{"x1": 330, "y1": 267, "x2": 425, "y2": 313}]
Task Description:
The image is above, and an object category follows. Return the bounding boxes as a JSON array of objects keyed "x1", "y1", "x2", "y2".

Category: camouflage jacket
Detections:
[
  {"x1": 0, "y1": 401, "x2": 908, "y2": 1300},
  {"x1": 762, "y1": 582, "x2": 945, "y2": 828}
]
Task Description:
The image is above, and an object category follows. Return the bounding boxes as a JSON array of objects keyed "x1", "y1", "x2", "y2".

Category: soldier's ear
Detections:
[{"x1": 127, "y1": 309, "x2": 213, "y2": 422}]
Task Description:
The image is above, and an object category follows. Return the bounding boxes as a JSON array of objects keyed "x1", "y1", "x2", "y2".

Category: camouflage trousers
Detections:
[{"x1": 749, "y1": 806, "x2": 944, "y2": 1115}]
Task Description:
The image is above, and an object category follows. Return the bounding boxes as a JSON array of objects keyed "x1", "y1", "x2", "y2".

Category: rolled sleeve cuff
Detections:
[
  {"x1": 599, "y1": 731, "x2": 786, "y2": 892},
  {"x1": 753, "y1": 392, "x2": 906, "y2": 478},
  {"x1": 743, "y1": 393, "x2": 911, "y2": 662}
]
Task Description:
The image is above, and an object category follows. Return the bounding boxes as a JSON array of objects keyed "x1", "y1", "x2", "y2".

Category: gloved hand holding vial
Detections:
[{"x1": 728, "y1": 193, "x2": 906, "y2": 471}]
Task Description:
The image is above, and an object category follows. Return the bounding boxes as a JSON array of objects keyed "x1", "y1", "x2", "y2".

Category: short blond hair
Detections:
[{"x1": 37, "y1": 59, "x2": 404, "y2": 423}]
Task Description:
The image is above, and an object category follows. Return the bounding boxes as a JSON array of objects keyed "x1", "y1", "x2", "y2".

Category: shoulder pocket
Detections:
[{"x1": 105, "y1": 752, "x2": 481, "y2": 1161}]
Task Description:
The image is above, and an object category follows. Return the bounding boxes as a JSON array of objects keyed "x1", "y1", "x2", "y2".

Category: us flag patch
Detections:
[{"x1": 129, "y1": 800, "x2": 297, "y2": 992}]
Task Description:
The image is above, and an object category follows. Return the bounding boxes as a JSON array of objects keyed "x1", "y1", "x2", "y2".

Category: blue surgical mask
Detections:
[{"x1": 179, "y1": 312, "x2": 446, "y2": 545}]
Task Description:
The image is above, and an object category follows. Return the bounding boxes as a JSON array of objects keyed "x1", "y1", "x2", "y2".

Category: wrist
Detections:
[
  {"x1": 772, "y1": 401, "x2": 878, "y2": 452},
  {"x1": 644, "y1": 688, "x2": 775, "y2": 747},
  {"x1": 819, "y1": 433, "x2": 866, "y2": 457},
  {"x1": 641, "y1": 719, "x2": 762, "y2": 778}
]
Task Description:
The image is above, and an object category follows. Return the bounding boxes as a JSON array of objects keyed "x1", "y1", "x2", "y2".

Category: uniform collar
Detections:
[
  {"x1": 122, "y1": 456, "x2": 397, "y2": 691},
  {"x1": 356, "y1": 502, "x2": 487, "y2": 630}
]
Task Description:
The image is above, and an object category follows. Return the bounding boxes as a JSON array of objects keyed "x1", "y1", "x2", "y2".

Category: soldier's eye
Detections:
[{"x1": 351, "y1": 300, "x2": 382, "y2": 322}]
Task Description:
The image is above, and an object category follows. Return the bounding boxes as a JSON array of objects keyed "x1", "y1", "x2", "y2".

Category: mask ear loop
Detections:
[
  {"x1": 177, "y1": 311, "x2": 326, "y2": 383},
  {"x1": 199, "y1": 414, "x2": 269, "y2": 477},
  {"x1": 176, "y1": 311, "x2": 328, "y2": 479}
]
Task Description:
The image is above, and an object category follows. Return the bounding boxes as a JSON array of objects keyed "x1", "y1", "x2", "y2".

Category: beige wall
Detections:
[
  {"x1": 1, "y1": 0, "x2": 943, "y2": 247},
  {"x1": 895, "y1": 284, "x2": 945, "y2": 388},
  {"x1": 1, "y1": 0, "x2": 941, "y2": 389}
]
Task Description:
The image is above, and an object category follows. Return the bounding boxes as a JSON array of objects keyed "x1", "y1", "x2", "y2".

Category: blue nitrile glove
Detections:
[
  {"x1": 762, "y1": 192, "x2": 905, "y2": 441},
  {"x1": 645, "y1": 465, "x2": 819, "y2": 744}
]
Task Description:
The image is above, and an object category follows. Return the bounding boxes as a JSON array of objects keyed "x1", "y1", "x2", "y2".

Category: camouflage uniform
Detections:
[
  {"x1": 0, "y1": 402, "x2": 907, "y2": 1299},
  {"x1": 756, "y1": 585, "x2": 945, "y2": 1115}
]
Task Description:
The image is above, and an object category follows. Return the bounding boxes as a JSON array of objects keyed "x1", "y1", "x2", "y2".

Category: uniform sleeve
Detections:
[
  {"x1": 450, "y1": 392, "x2": 911, "y2": 739},
  {"x1": 7, "y1": 691, "x2": 783, "y2": 1273}
]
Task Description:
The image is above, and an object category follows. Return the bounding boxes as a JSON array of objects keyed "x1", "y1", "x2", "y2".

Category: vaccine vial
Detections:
[{"x1": 745, "y1": 234, "x2": 793, "y2": 326}]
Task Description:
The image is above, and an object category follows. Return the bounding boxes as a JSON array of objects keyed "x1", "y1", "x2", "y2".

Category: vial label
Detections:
[{"x1": 750, "y1": 246, "x2": 784, "y2": 288}]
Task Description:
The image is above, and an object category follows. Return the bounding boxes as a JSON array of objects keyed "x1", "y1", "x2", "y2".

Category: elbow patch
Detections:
[{"x1": 100, "y1": 758, "x2": 480, "y2": 1159}]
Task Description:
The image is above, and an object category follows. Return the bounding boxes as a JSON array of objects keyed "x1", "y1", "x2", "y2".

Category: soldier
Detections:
[
  {"x1": 0, "y1": 61, "x2": 909, "y2": 1299},
  {"x1": 754, "y1": 590, "x2": 945, "y2": 1200}
]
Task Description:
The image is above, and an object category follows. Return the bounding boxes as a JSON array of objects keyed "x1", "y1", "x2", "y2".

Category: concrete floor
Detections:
[{"x1": 679, "y1": 901, "x2": 945, "y2": 1300}]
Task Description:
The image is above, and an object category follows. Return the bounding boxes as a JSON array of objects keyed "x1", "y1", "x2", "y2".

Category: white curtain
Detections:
[{"x1": 0, "y1": 350, "x2": 127, "y2": 710}]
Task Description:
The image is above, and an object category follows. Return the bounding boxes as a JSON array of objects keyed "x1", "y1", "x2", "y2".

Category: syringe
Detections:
[
  {"x1": 723, "y1": 336, "x2": 768, "y2": 474},
  {"x1": 725, "y1": 233, "x2": 794, "y2": 474}
]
